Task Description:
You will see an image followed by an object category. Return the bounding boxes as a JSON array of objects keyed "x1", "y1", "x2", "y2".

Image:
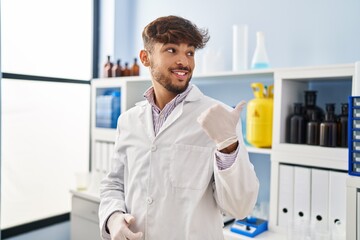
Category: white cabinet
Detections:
[
  {"x1": 71, "y1": 194, "x2": 101, "y2": 240},
  {"x1": 90, "y1": 77, "x2": 151, "y2": 179},
  {"x1": 71, "y1": 63, "x2": 359, "y2": 239},
  {"x1": 269, "y1": 64, "x2": 356, "y2": 237}
]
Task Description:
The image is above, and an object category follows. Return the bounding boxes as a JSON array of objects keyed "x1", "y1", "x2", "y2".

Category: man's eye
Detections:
[
  {"x1": 187, "y1": 52, "x2": 194, "y2": 57},
  {"x1": 167, "y1": 48, "x2": 175, "y2": 53}
]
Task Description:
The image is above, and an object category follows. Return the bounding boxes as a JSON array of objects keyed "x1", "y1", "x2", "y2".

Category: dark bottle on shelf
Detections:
[
  {"x1": 337, "y1": 103, "x2": 348, "y2": 147},
  {"x1": 306, "y1": 111, "x2": 320, "y2": 145},
  {"x1": 131, "y1": 58, "x2": 140, "y2": 76},
  {"x1": 319, "y1": 103, "x2": 337, "y2": 147},
  {"x1": 122, "y1": 62, "x2": 131, "y2": 76},
  {"x1": 112, "y1": 59, "x2": 123, "y2": 77},
  {"x1": 303, "y1": 90, "x2": 324, "y2": 122},
  {"x1": 288, "y1": 103, "x2": 306, "y2": 144},
  {"x1": 104, "y1": 55, "x2": 113, "y2": 78}
]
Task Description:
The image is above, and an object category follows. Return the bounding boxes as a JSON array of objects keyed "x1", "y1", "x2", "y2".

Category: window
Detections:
[{"x1": 1, "y1": 0, "x2": 94, "y2": 231}]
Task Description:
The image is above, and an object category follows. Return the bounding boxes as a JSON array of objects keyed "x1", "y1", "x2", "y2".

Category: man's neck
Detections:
[
  {"x1": 153, "y1": 88, "x2": 176, "y2": 110},
  {"x1": 152, "y1": 82, "x2": 177, "y2": 110}
]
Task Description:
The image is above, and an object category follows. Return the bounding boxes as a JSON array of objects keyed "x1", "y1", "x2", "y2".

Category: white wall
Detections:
[{"x1": 106, "y1": 0, "x2": 360, "y2": 75}]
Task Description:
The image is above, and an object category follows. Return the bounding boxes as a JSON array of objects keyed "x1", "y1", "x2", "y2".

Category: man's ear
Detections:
[{"x1": 139, "y1": 50, "x2": 150, "y2": 67}]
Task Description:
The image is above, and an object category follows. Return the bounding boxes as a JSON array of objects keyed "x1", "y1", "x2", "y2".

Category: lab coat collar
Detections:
[
  {"x1": 135, "y1": 84, "x2": 203, "y2": 108},
  {"x1": 135, "y1": 84, "x2": 203, "y2": 140}
]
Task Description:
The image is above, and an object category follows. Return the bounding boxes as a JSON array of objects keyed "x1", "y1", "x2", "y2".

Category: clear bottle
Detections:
[
  {"x1": 251, "y1": 31, "x2": 270, "y2": 69},
  {"x1": 112, "y1": 59, "x2": 123, "y2": 77},
  {"x1": 337, "y1": 103, "x2": 348, "y2": 147},
  {"x1": 131, "y1": 58, "x2": 140, "y2": 76},
  {"x1": 104, "y1": 55, "x2": 113, "y2": 78},
  {"x1": 319, "y1": 103, "x2": 337, "y2": 147},
  {"x1": 288, "y1": 103, "x2": 306, "y2": 144}
]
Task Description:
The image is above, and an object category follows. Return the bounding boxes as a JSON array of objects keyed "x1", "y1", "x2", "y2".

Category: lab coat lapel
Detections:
[
  {"x1": 156, "y1": 85, "x2": 203, "y2": 136},
  {"x1": 156, "y1": 102, "x2": 184, "y2": 136},
  {"x1": 138, "y1": 101, "x2": 156, "y2": 141}
]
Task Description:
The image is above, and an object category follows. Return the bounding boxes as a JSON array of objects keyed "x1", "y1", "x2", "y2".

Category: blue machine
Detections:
[{"x1": 230, "y1": 216, "x2": 268, "y2": 238}]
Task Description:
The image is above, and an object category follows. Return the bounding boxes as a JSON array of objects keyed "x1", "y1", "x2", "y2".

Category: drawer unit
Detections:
[{"x1": 71, "y1": 195, "x2": 99, "y2": 223}]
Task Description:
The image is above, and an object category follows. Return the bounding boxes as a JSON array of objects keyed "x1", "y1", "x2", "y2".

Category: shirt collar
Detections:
[{"x1": 143, "y1": 84, "x2": 193, "y2": 112}]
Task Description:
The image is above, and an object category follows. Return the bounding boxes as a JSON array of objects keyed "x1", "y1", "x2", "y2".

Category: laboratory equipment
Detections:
[
  {"x1": 246, "y1": 82, "x2": 273, "y2": 147},
  {"x1": 230, "y1": 216, "x2": 268, "y2": 238}
]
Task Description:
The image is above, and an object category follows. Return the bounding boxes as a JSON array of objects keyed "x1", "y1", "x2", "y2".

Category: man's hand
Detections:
[
  {"x1": 197, "y1": 101, "x2": 246, "y2": 151},
  {"x1": 107, "y1": 212, "x2": 143, "y2": 240}
]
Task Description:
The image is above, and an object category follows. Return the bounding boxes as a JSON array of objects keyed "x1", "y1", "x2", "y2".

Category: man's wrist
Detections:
[
  {"x1": 106, "y1": 211, "x2": 123, "y2": 234},
  {"x1": 219, "y1": 141, "x2": 238, "y2": 154}
]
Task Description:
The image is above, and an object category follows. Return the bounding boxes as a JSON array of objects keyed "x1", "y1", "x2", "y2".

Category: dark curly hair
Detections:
[{"x1": 142, "y1": 15, "x2": 210, "y2": 51}]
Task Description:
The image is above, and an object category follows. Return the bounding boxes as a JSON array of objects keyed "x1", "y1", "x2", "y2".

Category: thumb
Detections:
[
  {"x1": 123, "y1": 214, "x2": 135, "y2": 225},
  {"x1": 231, "y1": 100, "x2": 246, "y2": 117}
]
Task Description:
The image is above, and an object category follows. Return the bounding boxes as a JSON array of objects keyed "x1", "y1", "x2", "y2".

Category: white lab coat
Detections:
[{"x1": 99, "y1": 85, "x2": 259, "y2": 240}]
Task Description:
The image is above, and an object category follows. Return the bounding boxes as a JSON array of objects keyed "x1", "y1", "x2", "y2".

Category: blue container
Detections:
[{"x1": 96, "y1": 90, "x2": 121, "y2": 129}]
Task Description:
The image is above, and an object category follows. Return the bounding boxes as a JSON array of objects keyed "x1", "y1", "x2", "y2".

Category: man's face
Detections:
[{"x1": 147, "y1": 42, "x2": 195, "y2": 94}]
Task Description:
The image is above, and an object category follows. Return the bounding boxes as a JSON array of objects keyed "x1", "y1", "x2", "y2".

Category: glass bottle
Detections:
[
  {"x1": 319, "y1": 103, "x2": 337, "y2": 147},
  {"x1": 251, "y1": 31, "x2": 270, "y2": 69},
  {"x1": 303, "y1": 90, "x2": 324, "y2": 122},
  {"x1": 112, "y1": 59, "x2": 122, "y2": 77},
  {"x1": 288, "y1": 103, "x2": 306, "y2": 144},
  {"x1": 131, "y1": 58, "x2": 140, "y2": 76},
  {"x1": 122, "y1": 62, "x2": 131, "y2": 76},
  {"x1": 104, "y1": 55, "x2": 113, "y2": 78},
  {"x1": 337, "y1": 103, "x2": 348, "y2": 147},
  {"x1": 306, "y1": 111, "x2": 320, "y2": 145}
]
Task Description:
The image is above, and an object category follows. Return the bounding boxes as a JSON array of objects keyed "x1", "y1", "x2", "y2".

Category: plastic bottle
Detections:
[
  {"x1": 319, "y1": 103, "x2": 337, "y2": 147},
  {"x1": 104, "y1": 55, "x2": 113, "y2": 77},
  {"x1": 251, "y1": 32, "x2": 270, "y2": 69},
  {"x1": 306, "y1": 111, "x2": 320, "y2": 145},
  {"x1": 112, "y1": 59, "x2": 123, "y2": 77},
  {"x1": 131, "y1": 58, "x2": 140, "y2": 76},
  {"x1": 337, "y1": 103, "x2": 348, "y2": 147},
  {"x1": 288, "y1": 103, "x2": 306, "y2": 144}
]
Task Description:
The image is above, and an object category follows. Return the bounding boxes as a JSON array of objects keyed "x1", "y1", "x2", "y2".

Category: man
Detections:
[{"x1": 99, "y1": 15, "x2": 259, "y2": 240}]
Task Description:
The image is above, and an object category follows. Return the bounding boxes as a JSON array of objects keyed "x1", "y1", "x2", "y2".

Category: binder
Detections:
[
  {"x1": 328, "y1": 171, "x2": 347, "y2": 229},
  {"x1": 293, "y1": 166, "x2": 311, "y2": 223},
  {"x1": 278, "y1": 164, "x2": 294, "y2": 227},
  {"x1": 101, "y1": 142, "x2": 108, "y2": 174},
  {"x1": 310, "y1": 169, "x2": 329, "y2": 231},
  {"x1": 95, "y1": 141, "x2": 102, "y2": 172}
]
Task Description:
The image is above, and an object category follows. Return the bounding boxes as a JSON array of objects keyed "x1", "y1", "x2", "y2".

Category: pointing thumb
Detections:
[{"x1": 231, "y1": 100, "x2": 246, "y2": 117}]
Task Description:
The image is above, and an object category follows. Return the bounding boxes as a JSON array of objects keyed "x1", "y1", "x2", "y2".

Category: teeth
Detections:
[{"x1": 175, "y1": 72, "x2": 185, "y2": 76}]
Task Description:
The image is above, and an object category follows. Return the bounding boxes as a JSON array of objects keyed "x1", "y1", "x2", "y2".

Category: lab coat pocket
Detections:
[{"x1": 169, "y1": 144, "x2": 213, "y2": 190}]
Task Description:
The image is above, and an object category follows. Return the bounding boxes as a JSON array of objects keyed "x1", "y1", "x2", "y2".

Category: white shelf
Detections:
[
  {"x1": 92, "y1": 128, "x2": 116, "y2": 142},
  {"x1": 271, "y1": 143, "x2": 348, "y2": 170},
  {"x1": 193, "y1": 69, "x2": 274, "y2": 79},
  {"x1": 246, "y1": 146, "x2": 272, "y2": 155}
]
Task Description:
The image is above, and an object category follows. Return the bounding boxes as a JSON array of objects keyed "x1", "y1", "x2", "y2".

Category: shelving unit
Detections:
[
  {"x1": 269, "y1": 63, "x2": 356, "y2": 236},
  {"x1": 71, "y1": 63, "x2": 360, "y2": 240}
]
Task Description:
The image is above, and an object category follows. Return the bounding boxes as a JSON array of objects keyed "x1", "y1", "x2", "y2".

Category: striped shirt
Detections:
[{"x1": 144, "y1": 84, "x2": 237, "y2": 170}]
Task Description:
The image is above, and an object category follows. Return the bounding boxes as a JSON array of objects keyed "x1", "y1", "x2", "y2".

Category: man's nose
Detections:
[{"x1": 176, "y1": 54, "x2": 189, "y2": 66}]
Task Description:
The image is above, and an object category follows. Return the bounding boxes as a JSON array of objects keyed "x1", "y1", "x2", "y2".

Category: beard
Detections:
[{"x1": 150, "y1": 66, "x2": 192, "y2": 94}]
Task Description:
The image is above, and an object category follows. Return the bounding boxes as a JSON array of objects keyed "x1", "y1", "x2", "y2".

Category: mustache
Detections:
[{"x1": 170, "y1": 66, "x2": 191, "y2": 71}]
